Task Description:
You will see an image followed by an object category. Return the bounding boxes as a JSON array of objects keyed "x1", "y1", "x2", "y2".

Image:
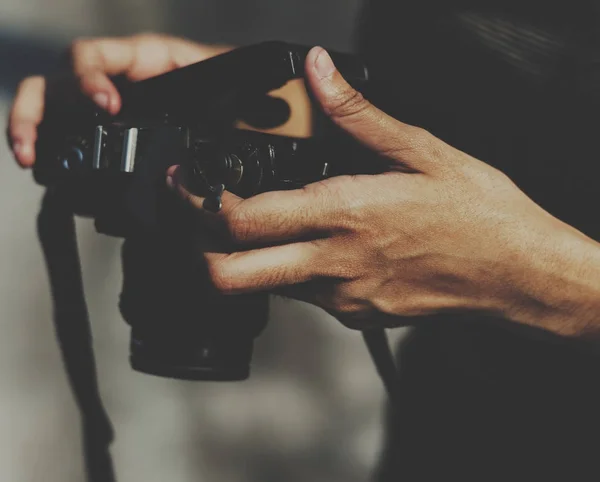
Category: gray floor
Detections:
[{"x1": 0, "y1": 1, "x2": 404, "y2": 481}]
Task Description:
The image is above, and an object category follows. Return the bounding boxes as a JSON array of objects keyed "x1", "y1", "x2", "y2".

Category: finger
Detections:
[
  {"x1": 71, "y1": 37, "x2": 149, "y2": 78},
  {"x1": 70, "y1": 35, "x2": 188, "y2": 80},
  {"x1": 77, "y1": 70, "x2": 122, "y2": 114},
  {"x1": 8, "y1": 76, "x2": 46, "y2": 166},
  {"x1": 166, "y1": 165, "x2": 245, "y2": 232},
  {"x1": 203, "y1": 242, "x2": 326, "y2": 294},
  {"x1": 70, "y1": 35, "x2": 227, "y2": 114},
  {"x1": 69, "y1": 36, "x2": 171, "y2": 114},
  {"x1": 305, "y1": 46, "x2": 443, "y2": 173},
  {"x1": 167, "y1": 165, "x2": 336, "y2": 244}
]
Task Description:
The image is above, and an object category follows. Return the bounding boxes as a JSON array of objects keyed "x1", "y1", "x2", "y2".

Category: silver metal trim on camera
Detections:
[
  {"x1": 91, "y1": 126, "x2": 140, "y2": 173},
  {"x1": 121, "y1": 128, "x2": 139, "y2": 173},
  {"x1": 92, "y1": 126, "x2": 105, "y2": 170}
]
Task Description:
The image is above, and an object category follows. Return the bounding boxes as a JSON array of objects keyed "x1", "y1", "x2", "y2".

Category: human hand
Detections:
[
  {"x1": 168, "y1": 46, "x2": 599, "y2": 332},
  {"x1": 7, "y1": 33, "x2": 231, "y2": 167}
]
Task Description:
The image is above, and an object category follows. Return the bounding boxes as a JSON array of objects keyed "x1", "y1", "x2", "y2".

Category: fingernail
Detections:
[
  {"x1": 20, "y1": 143, "x2": 33, "y2": 159},
  {"x1": 315, "y1": 48, "x2": 336, "y2": 79},
  {"x1": 13, "y1": 141, "x2": 22, "y2": 156},
  {"x1": 93, "y1": 92, "x2": 109, "y2": 110},
  {"x1": 166, "y1": 175, "x2": 174, "y2": 189},
  {"x1": 109, "y1": 96, "x2": 120, "y2": 114}
]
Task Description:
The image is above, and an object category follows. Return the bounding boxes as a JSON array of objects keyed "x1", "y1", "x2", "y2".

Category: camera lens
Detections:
[
  {"x1": 119, "y1": 229, "x2": 269, "y2": 382},
  {"x1": 123, "y1": 294, "x2": 269, "y2": 381},
  {"x1": 127, "y1": 298, "x2": 268, "y2": 381}
]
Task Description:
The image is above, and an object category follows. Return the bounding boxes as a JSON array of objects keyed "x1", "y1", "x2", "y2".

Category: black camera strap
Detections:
[
  {"x1": 38, "y1": 185, "x2": 401, "y2": 476},
  {"x1": 38, "y1": 188, "x2": 116, "y2": 482}
]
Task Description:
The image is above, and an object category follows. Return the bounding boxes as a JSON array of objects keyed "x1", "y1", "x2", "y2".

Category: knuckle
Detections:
[
  {"x1": 223, "y1": 207, "x2": 254, "y2": 244},
  {"x1": 408, "y1": 127, "x2": 431, "y2": 152},
  {"x1": 69, "y1": 38, "x2": 90, "y2": 59},
  {"x1": 225, "y1": 209, "x2": 251, "y2": 244},
  {"x1": 206, "y1": 259, "x2": 236, "y2": 294},
  {"x1": 319, "y1": 285, "x2": 364, "y2": 315},
  {"x1": 390, "y1": 126, "x2": 429, "y2": 157},
  {"x1": 68, "y1": 38, "x2": 95, "y2": 73},
  {"x1": 340, "y1": 280, "x2": 371, "y2": 303},
  {"x1": 318, "y1": 282, "x2": 381, "y2": 329},
  {"x1": 371, "y1": 296, "x2": 400, "y2": 318},
  {"x1": 303, "y1": 178, "x2": 352, "y2": 222},
  {"x1": 409, "y1": 126, "x2": 431, "y2": 143},
  {"x1": 329, "y1": 255, "x2": 363, "y2": 280},
  {"x1": 381, "y1": 125, "x2": 440, "y2": 166},
  {"x1": 77, "y1": 69, "x2": 109, "y2": 96},
  {"x1": 417, "y1": 130, "x2": 445, "y2": 160},
  {"x1": 326, "y1": 88, "x2": 370, "y2": 120},
  {"x1": 77, "y1": 73, "x2": 97, "y2": 93}
]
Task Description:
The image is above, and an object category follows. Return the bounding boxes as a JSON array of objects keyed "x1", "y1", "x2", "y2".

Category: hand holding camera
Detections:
[
  {"x1": 6, "y1": 36, "x2": 386, "y2": 383},
  {"x1": 8, "y1": 33, "x2": 231, "y2": 167},
  {"x1": 8, "y1": 33, "x2": 598, "y2": 388}
]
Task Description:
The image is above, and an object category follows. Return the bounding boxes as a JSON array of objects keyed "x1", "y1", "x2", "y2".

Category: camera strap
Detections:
[{"x1": 38, "y1": 188, "x2": 116, "y2": 481}]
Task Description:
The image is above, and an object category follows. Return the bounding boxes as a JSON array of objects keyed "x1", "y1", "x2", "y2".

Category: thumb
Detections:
[{"x1": 305, "y1": 46, "x2": 438, "y2": 173}]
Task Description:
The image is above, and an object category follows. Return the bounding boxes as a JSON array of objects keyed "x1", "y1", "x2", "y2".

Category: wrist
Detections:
[{"x1": 502, "y1": 218, "x2": 600, "y2": 338}]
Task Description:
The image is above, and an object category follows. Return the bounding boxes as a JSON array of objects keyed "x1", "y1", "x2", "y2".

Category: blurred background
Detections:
[{"x1": 0, "y1": 1, "x2": 405, "y2": 481}]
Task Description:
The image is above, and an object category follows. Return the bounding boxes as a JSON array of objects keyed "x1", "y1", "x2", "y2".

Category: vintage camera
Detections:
[{"x1": 34, "y1": 41, "x2": 373, "y2": 381}]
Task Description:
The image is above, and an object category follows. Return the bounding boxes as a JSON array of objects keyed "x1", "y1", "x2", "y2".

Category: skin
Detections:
[
  {"x1": 7, "y1": 33, "x2": 310, "y2": 167},
  {"x1": 8, "y1": 35, "x2": 600, "y2": 340},
  {"x1": 7, "y1": 33, "x2": 232, "y2": 167}
]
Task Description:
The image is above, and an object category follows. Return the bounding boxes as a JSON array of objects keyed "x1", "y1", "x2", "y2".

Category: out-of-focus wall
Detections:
[
  {"x1": 0, "y1": 0, "x2": 361, "y2": 50},
  {"x1": 0, "y1": 1, "x2": 396, "y2": 481}
]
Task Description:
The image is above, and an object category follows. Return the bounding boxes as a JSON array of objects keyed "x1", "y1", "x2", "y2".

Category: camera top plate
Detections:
[{"x1": 116, "y1": 41, "x2": 369, "y2": 121}]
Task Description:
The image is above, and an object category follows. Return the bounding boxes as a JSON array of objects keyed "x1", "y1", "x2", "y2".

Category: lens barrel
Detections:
[
  {"x1": 129, "y1": 328, "x2": 256, "y2": 381},
  {"x1": 119, "y1": 232, "x2": 269, "y2": 382}
]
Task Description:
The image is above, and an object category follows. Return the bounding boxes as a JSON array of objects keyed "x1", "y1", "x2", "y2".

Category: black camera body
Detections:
[{"x1": 34, "y1": 41, "x2": 371, "y2": 381}]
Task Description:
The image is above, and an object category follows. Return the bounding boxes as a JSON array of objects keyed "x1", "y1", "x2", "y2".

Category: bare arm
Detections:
[{"x1": 507, "y1": 220, "x2": 600, "y2": 339}]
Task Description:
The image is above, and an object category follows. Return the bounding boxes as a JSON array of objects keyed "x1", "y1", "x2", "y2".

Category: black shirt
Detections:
[{"x1": 359, "y1": 1, "x2": 600, "y2": 480}]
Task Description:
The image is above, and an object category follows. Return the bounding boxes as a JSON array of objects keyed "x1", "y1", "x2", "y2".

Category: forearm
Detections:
[{"x1": 505, "y1": 219, "x2": 600, "y2": 339}]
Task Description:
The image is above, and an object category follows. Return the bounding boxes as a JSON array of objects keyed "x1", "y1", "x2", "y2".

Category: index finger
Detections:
[
  {"x1": 68, "y1": 35, "x2": 222, "y2": 114},
  {"x1": 70, "y1": 34, "x2": 219, "y2": 80},
  {"x1": 167, "y1": 165, "x2": 341, "y2": 245},
  {"x1": 71, "y1": 36, "x2": 171, "y2": 79}
]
